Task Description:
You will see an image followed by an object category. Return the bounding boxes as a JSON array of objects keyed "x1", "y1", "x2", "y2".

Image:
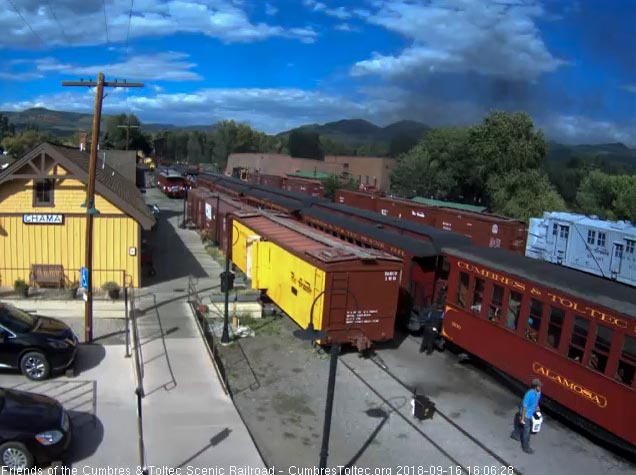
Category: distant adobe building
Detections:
[{"x1": 225, "y1": 153, "x2": 395, "y2": 191}]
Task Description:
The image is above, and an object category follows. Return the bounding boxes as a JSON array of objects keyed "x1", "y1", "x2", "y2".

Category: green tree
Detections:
[
  {"x1": 575, "y1": 171, "x2": 636, "y2": 222},
  {"x1": 468, "y1": 111, "x2": 547, "y2": 181},
  {"x1": 288, "y1": 130, "x2": 324, "y2": 159},
  {"x1": 322, "y1": 173, "x2": 360, "y2": 201},
  {"x1": 388, "y1": 133, "x2": 419, "y2": 157},
  {"x1": 1, "y1": 130, "x2": 59, "y2": 157},
  {"x1": 102, "y1": 113, "x2": 150, "y2": 153},
  {"x1": 0, "y1": 114, "x2": 16, "y2": 143},
  {"x1": 187, "y1": 132, "x2": 204, "y2": 164},
  {"x1": 389, "y1": 144, "x2": 456, "y2": 198},
  {"x1": 486, "y1": 169, "x2": 567, "y2": 221}
]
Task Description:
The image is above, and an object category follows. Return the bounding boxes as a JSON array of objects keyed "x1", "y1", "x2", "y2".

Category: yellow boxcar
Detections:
[{"x1": 231, "y1": 213, "x2": 403, "y2": 348}]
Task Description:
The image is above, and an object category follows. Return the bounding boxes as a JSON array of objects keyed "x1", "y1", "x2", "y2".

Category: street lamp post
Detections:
[
  {"x1": 294, "y1": 288, "x2": 360, "y2": 470},
  {"x1": 180, "y1": 186, "x2": 188, "y2": 229},
  {"x1": 220, "y1": 212, "x2": 235, "y2": 344}
]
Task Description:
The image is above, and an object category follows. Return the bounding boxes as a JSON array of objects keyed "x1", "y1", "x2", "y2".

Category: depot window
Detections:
[
  {"x1": 589, "y1": 324, "x2": 613, "y2": 374},
  {"x1": 616, "y1": 335, "x2": 636, "y2": 387},
  {"x1": 567, "y1": 316, "x2": 589, "y2": 363},
  {"x1": 33, "y1": 179, "x2": 54, "y2": 207},
  {"x1": 587, "y1": 230, "x2": 596, "y2": 245},
  {"x1": 626, "y1": 240, "x2": 635, "y2": 254},
  {"x1": 546, "y1": 307, "x2": 564, "y2": 350}
]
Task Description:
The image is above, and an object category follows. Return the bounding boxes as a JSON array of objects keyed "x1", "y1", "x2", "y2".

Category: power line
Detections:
[
  {"x1": 6, "y1": 0, "x2": 46, "y2": 46},
  {"x1": 125, "y1": 0, "x2": 135, "y2": 57},
  {"x1": 45, "y1": 0, "x2": 71, "y2": 44},
  {"x1": 102, "y1": 0, "x2": 110, "y2": 44},
  {"x1": 124, "y1": 1, "x2": 136, "y2": 121}
]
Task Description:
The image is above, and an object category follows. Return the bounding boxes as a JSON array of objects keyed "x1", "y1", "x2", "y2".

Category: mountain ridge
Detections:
[{"x1": 1, "y1": 108, "x2": 634, "y2": 168}]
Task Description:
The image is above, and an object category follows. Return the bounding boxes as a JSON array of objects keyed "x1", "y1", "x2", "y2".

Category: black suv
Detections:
[
  {"x1": 0, "y1": 387, "x2": 72, "y2": 468},
  {"x1": 0, "y1": 303, "x2": 78, "y2": 381}
]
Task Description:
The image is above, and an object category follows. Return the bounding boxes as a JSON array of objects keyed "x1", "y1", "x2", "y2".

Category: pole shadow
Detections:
[{"x1": 175, "y1": 428, "x2": 232, "y2": 468}]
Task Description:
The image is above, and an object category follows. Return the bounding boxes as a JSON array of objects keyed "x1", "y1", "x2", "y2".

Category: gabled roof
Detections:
[{"x1": 0, "y1": 142, "x2": 155, "y2": 230}]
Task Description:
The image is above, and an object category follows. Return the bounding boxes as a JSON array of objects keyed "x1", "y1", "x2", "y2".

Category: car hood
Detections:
[
  {"x1": 0, "y1": 388, "x2": 63, "y2": 432},
  {"x1": 33, "y1": 316, "x2": 73, "y2": 337}
]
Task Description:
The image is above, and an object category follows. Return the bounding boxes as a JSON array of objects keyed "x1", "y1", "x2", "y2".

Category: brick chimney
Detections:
[{"x1": 79, "y1": 131, "x2": 87, "y2": 151}]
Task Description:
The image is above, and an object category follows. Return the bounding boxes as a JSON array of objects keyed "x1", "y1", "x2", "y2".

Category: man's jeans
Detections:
[{"x1": 511, "y1": 414, "x2": 532, "y2": 450}]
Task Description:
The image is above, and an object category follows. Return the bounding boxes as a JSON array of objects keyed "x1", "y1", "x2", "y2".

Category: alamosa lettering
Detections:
[
  {"x1": 532, "y1": 362, "x2": 608, "y2": 408},
  {"x1": 457, "y1": 260, "x2": 526, "y2": 291},
  {"x1": 23, "y1": 214, "x2": 64, "y2": 224}
]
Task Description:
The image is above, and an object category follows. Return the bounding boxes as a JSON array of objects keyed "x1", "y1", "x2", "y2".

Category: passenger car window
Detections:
[
  {"x1": 525, "y1": 299, "x2": 543, "y2": 342},
  {"x1": 456, "y1": 272, "x2": 469, "y2": 308},
  {"x1": 488, "y1": 285, "x2": 504, "y2": 322},
  {"x1": 506, "y1": 292, "x2": 522, "y2": 330},
  {"x1": 568, "y1": 316, "x2": 589, "y2": 362},
  {"x1": 546, "y1": 307, "x2": 564, "y2": 350},
  {"x1": 589, "y1": 325, "x2": 613, "y2": 374},
  {"x1": 471, "y1": 278, "x2": 485, "y2": 314},
  {"x1": 616, "y1": 335, "x2": 636, "y2": 387}
]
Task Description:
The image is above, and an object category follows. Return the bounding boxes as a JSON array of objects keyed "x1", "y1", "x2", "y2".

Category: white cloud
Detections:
[
  {"x1": 265, "y1": 3, "x2": 278, "y2": 16},
  {"x1": 623, "y1": 85, "x2": 636, "y2": 94},
  {"x1": 0, "y1": 0, "x2": 317, "y2": 48},
  {"x1": 351, "y1": 0, "x2": 564, "y2": 81},
  {"x1": 0, "y1": 87, "x2": 386, "y2": 134},
  {"x1": 335, "y1": 23, "x2": 359, "y2": 32},
  {"x1": 542, "y1": 115, "x2": 636, "y2": 146},
  {"x1": 303, "y1": 0, "x2": 352, "y2": 19},
  {"x1": 2, "y1": 52, "x2": 202, "y2": 81}
]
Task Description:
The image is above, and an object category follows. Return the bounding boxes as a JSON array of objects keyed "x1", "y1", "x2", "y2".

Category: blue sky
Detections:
[{"x1": 0, "y1": 0, "x2": 635, "y2": 144}]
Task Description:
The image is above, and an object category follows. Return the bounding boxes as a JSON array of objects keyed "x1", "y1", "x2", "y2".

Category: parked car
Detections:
[
  {"x1": 0, "y1": 303, "x2": 78, "y2": 381},
  {"x1": 148, "y1": 204, "x2": 160, "y2": 219},
  {"x1": 148, "y1": 204, "x2": 160, "y2": 230},
  {"x1": 0, "y1": 387, "x2": 72, "y2": 468}
]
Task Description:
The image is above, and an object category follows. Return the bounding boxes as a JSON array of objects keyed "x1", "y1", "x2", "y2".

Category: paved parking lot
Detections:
[{"x1": 0, "y1": 344, "x2": 138, "y2": 469}]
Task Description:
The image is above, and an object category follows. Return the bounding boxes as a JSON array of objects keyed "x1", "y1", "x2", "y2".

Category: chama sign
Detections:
[{"x1": 23, "y1": 214, "x2": 64, "y2": 225}]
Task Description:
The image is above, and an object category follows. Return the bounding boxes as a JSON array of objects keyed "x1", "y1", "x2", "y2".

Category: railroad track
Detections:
[{"x1": 337, "y1": 351, "x2": 523, "y2": 475}]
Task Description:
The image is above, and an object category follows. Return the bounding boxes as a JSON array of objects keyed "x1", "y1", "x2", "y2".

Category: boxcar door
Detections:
[
  {"x1": 552, "y1": 223, "x2": 570, "y2": 264},
  {"x1": 610, "y1": 243, "x2": 624, "y2": 278},
  {"x1": 246, "y1": 235, "x2": 259, "y2": 279}
]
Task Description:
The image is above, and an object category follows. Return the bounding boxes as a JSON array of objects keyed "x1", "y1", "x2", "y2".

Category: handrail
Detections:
[{"x1": 128, "y1": 286, "x2": 147, "y2": 474}]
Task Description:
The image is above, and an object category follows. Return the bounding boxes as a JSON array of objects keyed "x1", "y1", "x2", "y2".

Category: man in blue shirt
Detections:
[{"x1": 510, "y1": 378, "x2": 542, "y2": 454}]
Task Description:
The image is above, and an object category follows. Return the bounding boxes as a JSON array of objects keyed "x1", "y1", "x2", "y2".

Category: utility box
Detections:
[
  {"x1": 220, "y1": 271, "x2": 235, "y2": 293},
  {"x1": 411, "y1": 393, "x2": 436, "y2": 420}
]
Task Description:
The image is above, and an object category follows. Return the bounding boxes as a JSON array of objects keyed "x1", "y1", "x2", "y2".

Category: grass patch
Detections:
[{"x1": 239, "y1": 314, "x2": 285, "y2": 336}]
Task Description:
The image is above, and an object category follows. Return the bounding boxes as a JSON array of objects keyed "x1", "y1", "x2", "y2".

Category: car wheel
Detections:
[
  {"x1": 0, "y1": 442, "x2": 34, "y2": 469},
  {"x1": 20, "y1": 351, "x2": 51, "y2": 381}
]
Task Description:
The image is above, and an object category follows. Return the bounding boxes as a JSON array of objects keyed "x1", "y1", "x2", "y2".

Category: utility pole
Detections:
[
  {"x1": 117, "y1": 122, "x2": 140, "y2": 151},
  {"x1": 62, "y1": 73, "x2": 143, "y2": 343}
]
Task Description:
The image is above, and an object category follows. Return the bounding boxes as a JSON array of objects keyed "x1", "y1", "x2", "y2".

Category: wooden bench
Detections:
[{"x1": 30, "y1": 264, "x2": 65, "y2": 288}]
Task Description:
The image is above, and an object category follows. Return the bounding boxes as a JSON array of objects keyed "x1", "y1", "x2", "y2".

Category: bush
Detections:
[
  {"x1": 101, "y1": 281, "x2": 120, "y2": 292},
  {"x1": 14, "y1": 279, "x2": 29, "y2": 297}
]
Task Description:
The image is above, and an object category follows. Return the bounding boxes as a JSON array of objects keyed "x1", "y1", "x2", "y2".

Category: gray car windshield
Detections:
[{"x1": 0, "y1": 304, "x2": 37, "y2": 333}]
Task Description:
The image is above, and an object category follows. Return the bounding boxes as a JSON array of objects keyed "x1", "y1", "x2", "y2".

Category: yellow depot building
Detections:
[{"x1": 0, "y1": 142, "x2": 155, "y2": 290}]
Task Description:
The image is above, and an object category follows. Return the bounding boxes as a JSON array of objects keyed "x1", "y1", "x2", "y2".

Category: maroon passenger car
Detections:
[{"x1": 441, "y1": 245, "x2": 636, "y2": 455}]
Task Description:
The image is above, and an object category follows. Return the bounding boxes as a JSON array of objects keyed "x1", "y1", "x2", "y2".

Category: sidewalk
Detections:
[{"x1": 133, "y1": 191, "x2": 265, "y2": 469}]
